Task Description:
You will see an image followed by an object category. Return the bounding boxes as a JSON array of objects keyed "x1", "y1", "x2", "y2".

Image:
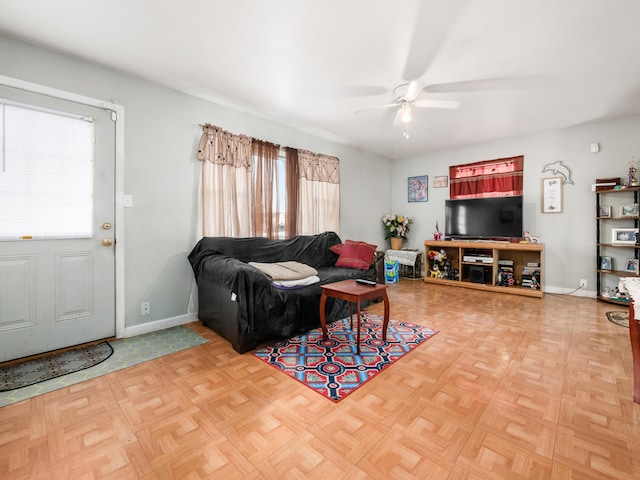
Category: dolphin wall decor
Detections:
[{"x1": 542, "y1": 161, "x2": 573, "y2": 184}]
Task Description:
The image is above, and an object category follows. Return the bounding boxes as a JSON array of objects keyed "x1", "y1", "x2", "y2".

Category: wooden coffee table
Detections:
[{"x1": 319, "y1": 279, "x2": 390, "y2": 354}]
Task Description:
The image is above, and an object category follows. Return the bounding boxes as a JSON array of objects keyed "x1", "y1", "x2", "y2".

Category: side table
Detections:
[
  {"x1": 385, "y1": 249, "x2": 422, "y2": 279},
  {"x1": 319, "y1": 279, "x2": 390, "y2": 354}
]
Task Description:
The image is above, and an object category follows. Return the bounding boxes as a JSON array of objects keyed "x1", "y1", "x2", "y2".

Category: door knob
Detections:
[{"x1": 102, "y1": 238, "x2": 113, "y2": 247}]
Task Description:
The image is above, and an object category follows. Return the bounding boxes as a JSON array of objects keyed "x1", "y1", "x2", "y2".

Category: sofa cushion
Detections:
[{"x1": 335, "y1": 240, "x2": 377, "y2": 269}]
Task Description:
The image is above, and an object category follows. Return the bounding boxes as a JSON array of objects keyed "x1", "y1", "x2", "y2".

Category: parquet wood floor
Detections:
[{"x1": 1, "y1": 280, "x2": 639, "y2": 479}]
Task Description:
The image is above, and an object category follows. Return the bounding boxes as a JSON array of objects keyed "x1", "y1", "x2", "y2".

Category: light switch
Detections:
[
  {"x1": 124, "y1": 194, "x2": 133, "y2": 208},
  {"x1": 590, "y1": 142, "x2": 600, "y2": 153}
]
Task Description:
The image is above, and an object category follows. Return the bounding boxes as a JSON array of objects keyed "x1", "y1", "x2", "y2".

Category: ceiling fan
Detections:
[
  {"x1": 356, "y1": 82, "x2": 460, "y2": 126},
  {"x1": 352, "y1": 1, "x2": 469, "y2": 131}
]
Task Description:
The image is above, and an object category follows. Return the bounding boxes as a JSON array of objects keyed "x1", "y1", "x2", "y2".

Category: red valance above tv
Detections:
[{"x1": 449, "y1": 155, "x2": 524, "y2": 199}]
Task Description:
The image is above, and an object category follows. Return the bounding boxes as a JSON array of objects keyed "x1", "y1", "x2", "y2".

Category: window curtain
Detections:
[
  {"x1": 449, "y1": 155, "x2": 524, "y2": 199},
  {"x1": 251, "y1": 139, "x2": 281, "y2": 238},
  {"x1": 196, "y1": 125, "x2": 341, "y2": 238},
  {"x1": 297, "y1": 149, "x2": 340, "y2": 235},
  {"x1": 284, "y1": 147, "x2": 299, "y2": 238},
  {"x1": 196, "y1": 124, "x2": 253, "y2": 237}
]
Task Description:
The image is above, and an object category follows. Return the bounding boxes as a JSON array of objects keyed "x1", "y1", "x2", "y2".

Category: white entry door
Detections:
[{"x1": 0, "y1": 86, "x2": 116, "y2": 362}]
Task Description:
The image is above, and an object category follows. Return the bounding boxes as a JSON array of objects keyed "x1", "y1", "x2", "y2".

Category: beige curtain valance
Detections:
[
  {"x1": 197, "y1": 124, "x2": 252, "y2": 168},
  {"x1": 297, "y1": 149, "x2": 340, "y2": 184}
]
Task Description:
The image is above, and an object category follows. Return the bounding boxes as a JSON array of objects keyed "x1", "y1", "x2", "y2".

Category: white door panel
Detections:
[{"x1": 0, "y1": 86, "x2": 115, "y2": 362}]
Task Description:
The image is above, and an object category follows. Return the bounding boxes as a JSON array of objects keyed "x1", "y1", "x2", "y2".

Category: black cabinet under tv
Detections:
[{"x1": 424, "y1": 240, "x2": 544, "y2": 298}]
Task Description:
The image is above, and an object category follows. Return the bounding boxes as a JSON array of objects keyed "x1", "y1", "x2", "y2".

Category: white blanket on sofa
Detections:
[{"x1": 249, "y1": 261, "x2": 318, "y2": 281}]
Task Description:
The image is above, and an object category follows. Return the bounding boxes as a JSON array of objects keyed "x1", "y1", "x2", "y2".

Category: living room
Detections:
[
  {"x1": 1, "y1": 2, "x2": 640, "y2": 478},
  {"x1": 1, "y1": 26, "x2": 638, "y2": 338}
]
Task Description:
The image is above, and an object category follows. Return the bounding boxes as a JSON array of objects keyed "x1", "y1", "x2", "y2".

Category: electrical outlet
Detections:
[
  {"x1": 579, "y1": 279, "x2": 587, "y2": 288},
  {"x1": 141, "y1": 301, "x2": 150, "y2": 315}
]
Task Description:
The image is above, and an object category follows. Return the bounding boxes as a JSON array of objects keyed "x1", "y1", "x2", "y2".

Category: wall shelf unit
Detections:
[
  {"x1": 423, "y1": 240, "x2": 544, "y2": 298},
  {"x1": 596, "y1": 186, "x2": 640, "y2": 305}
]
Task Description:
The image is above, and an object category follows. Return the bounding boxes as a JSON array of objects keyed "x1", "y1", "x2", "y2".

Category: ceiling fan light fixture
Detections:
[{"x1": 400, "y1": 103, "x2": 412, "y2": 123}]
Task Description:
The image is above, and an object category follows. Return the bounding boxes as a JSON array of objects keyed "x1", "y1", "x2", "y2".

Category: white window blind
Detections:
[{"x1": 0, "y1": 101, "x2": 94, "y2": 240}]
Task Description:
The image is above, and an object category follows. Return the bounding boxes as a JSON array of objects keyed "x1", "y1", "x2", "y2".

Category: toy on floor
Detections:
[{"x1": 385, "y1": 259, "x2": 399, "y2": 284}]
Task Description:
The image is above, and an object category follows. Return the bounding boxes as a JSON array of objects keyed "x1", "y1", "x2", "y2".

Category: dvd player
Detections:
[{"x1": 462, "y1": 255, "x2": 494, "y2": 263}]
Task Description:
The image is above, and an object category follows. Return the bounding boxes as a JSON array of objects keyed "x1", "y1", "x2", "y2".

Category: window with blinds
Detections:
[{"x1": 0, "y1": 100, "x2": 94, "y2": 240}]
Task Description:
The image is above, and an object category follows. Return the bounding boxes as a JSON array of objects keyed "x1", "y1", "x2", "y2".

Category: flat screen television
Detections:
[{"x1": 445, "y1": 196, "x2": 523, "y2": 240}]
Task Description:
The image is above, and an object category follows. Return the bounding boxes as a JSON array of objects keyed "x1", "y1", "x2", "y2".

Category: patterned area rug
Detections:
[
  {"x1": 252, "y1": 313, "x2": 438, "y2": 402},
  {"x1": 0, "y1": 342, "x2": 113, "y2": 392},
  {"x1": 606, "y1": 311, "x2": 629, "y2": 327},
  {"x1": 0, "y1": 325, "x2": 208, "y2": 407}
]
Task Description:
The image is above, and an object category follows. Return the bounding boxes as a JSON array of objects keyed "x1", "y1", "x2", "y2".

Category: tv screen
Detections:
[{"x1": 445, "y1": 196, "x2": 523, "y2": 240}]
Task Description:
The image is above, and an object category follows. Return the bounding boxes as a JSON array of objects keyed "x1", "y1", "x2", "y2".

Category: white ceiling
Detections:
[{"x1": 1, "y1": 0, "x2": 640, "y2": 160}]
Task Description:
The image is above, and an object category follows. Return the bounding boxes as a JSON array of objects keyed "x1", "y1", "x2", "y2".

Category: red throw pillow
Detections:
[
  {"x1": 329, "y1": 243, "x2": 344, "y2": 255},
  {"x1": 335, "y1": 240, "x2": 377, "y2": 269}
]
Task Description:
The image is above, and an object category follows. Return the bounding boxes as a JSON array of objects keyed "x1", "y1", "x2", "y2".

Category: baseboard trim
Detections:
[{"x1": 122, "y1": 313, "x2": 199, "y2": 338}]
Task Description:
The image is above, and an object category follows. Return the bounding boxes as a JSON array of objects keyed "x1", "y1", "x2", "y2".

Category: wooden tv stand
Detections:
[{"x1": 424, "y1": 240, "x2": 544, "y2": 298}]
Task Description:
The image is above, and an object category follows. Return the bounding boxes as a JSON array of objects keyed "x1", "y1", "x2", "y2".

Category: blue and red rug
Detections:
[{"x1": 252, "y1": 313, "x2": 438, "y2": 402}]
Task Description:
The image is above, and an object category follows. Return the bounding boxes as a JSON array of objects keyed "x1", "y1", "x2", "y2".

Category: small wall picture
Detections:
[
  {"x1": 600, "y1": 256, "x2": 613, "y2": 270},
  {"x1": 541, "y1": 177, "x2": 562, "y2": 213},
  {"x1": 625, "y1": 258, "x2": 639, "y2": 273},
  {"x1": 612, "y1": 228, "x2": 639, "y2": 244},
  {"x1": 620, "y1": 203, "x2": 639, "y2": 217},
  {"x1": 408, "y1": 175, "x2": 428, "y2": 202},
  {"x1": 598, "y1": 205, "x2": 612, "y2": 218},
  {"x1": 433, "y1": 176, "x2": 448, "y2": 188}
]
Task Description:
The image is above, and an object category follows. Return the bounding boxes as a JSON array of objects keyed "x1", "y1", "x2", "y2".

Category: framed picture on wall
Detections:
[
  {"x1": 433, "y1": 176, "x2": 448, "y2": 188},
  {"x1": 625, "y1": 258, "x2": 639, "y2": 273},
  {"x1": 408, "y1": 175, "x2": 428, "y2": 202},
  {"x1": 541, "y1": 177, "x2": 563, "y2": 213}
]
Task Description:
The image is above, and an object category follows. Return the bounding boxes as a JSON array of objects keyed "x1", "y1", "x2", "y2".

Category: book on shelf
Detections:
[
  {"x1": 521, "y1": 269, "x2": 541, "y2": 289},
  {"x1": 522, "y1": 267, "x2": 541, "y2": 275}
]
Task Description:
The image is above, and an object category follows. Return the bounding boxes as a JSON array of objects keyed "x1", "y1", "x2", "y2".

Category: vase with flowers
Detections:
[{"x1": 382, "y1": 214, "x2": 413, "y2": 250}]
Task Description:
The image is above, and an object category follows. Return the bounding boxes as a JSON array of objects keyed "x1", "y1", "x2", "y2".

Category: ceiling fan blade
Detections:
[
  {"x1": 355, "y1": 103, "x2": 398, "y2": 114},
  {"x1": 424, "y1": 76, "x2": 546, "y2": 93},
  {"x1": 404, "y1": 81, "x2": 424, "y2": 102},
  {"x1": 402, "y1": 0, "x2": 470, "y2": 81},
  {"x1": 316, "y1": 85, "x2": 390, "y2": 97},
  {"x1": 392, "y1": 108, "x2": 404, "y2": 126},
  {"x1": 414, "y1": 99, "x2": 461, "y2": 109}
]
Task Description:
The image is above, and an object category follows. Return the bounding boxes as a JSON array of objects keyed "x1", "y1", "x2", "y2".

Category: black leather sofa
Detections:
[{"x1": 188, "y1": 231, "x2": 383, "y2": 353}]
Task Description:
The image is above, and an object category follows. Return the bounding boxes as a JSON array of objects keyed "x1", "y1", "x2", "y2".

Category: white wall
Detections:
[
  {"x1": 0, "y1": 34, "x2": 390, "y2": 330},
  {"x1": 2, "y1": 31, "x2": 638, "y2": 325},
  {"x1": 392, "y1": 116, "x2": 640, "y2": 293}
]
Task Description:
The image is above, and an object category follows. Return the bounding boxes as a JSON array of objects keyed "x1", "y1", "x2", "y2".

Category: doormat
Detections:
[
  {"x1": 0, "y1": 325, "x2": 208, "y2": 407},
  {"x1": 252, "y1": 313, "x2": 438, "y2": 402},
  {"x1": 0, "y1": 342, "x2": 113, "y2": 392},
  {"x1": 606, "y1": 311, "x2": 629, "y2": 327}
]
